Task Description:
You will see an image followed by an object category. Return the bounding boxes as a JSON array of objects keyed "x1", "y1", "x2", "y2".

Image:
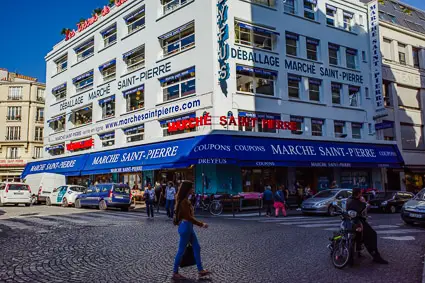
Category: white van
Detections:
[{"x1": 23, "y1": 173, "x2": 66, "y2": 204}]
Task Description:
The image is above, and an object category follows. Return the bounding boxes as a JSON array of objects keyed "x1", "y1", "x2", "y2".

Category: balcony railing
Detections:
[
  {"x1": 6, "y1": 116, "x2": 21, "y2": 121},
  {"x1": 8, "y1": 96, "x2": 22, "y2": 101}
]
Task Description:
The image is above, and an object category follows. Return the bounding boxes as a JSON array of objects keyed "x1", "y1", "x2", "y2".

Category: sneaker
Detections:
[
  {"x1": 198, "y1": 270, "x2": 212, "y2": 278},
  {"x1": 172, "y1": 273, "x2": 187, "y2": 281}
]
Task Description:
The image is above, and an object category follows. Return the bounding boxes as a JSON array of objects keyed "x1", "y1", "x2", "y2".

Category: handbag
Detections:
[{"x1": 180, "y1": 239, "x2": 196, "y2": 268}]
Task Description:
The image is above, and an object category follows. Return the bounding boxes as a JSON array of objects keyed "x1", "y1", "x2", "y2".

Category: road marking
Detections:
[
  {"x1": 376, "y1": 229, "x2": 425, "y2": 235},
  {"x1": 373, "y1": 225, "x2": 400, "y2": 229},
  {"x1": 40, "y1": 215, "x2": 88, "y2": 225},
  {"x1": 279, "y1": 220, "x2": 341, "y2": 226},
  {"x1": 260, "y1": 217, "x2": 320, "y2": 223},
  {"x1": 298, "y1": 223, "x2": 342, "y2": 228},
  {"x1": 0, "y1": 220, "x2": 47, "y2": 233},
  {"x1": 381, "y1": 236, "x2": 415, "y2": 241},
  {"x1": 21, "y1": 217, "x2": 59, "y2": 227}
]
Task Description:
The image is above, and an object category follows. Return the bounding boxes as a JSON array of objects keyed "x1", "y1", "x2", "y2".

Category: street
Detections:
[{"x1": 0, "y1": 206, "x2": 424, "y2": 283}]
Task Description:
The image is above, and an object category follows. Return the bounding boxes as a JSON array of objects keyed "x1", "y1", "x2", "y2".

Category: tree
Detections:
[
  {"x1": 60, "y1": 28, "x2": 70, "y2": 36},
  {"x1": 93, "y1": 8, "x2": 103, "y2": 16}
]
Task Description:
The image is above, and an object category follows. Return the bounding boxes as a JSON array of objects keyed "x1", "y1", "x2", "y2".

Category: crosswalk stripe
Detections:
[
  {"x1": 279, "y1": 220, "x2": 341, "y2": 226},
  {"x1": 298, "y1": 223, "x2": 341, "y2": 228},
  {"x1": 96, "y1": 212, "x2": 147, "y2": 219},
  {"x1": 20, "y1": 217, "x2": 59, "y2": 227},
  {"x1": 375, "y1": 229, "x2": 425, "y2": 235},
  {"x1": 39, "y1": 215, "x2": 88, "y2": 225},
  {"x1": 260, "y1": 217, "x2": 319, "y2": 223},
  {"x1": 381, "y1": 236, "x2": 415, "y2": 241},
  {"x1": 0, "y1": 220, "x2": 47, "y2": 233}
]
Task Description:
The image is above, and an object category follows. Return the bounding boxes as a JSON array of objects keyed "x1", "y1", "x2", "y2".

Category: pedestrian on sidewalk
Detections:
[
  {"x1": 274, "y1": 185, "x2": 287, "y2": 217},
  {"x1": 144, "y1": 183, "x2": 155, "y2": 218},
  {"x1": 172, "y1": 181, "x2": 211, "y2": 281},
  {"x1": 263, "y1": 185, "x2": 273, "y2": 217},
  {"x1": 283, "y1": 185, "x2": 290, "y2": 210},
  {"x1": 166, "y1": 182, "x2": 176, "y2": 218},
  {"x1": 155, "y1": 182, "x2": 162, "y2": 213},
  {"x1": 295, "y1": 181, "x2": 303, "y2": 211}
]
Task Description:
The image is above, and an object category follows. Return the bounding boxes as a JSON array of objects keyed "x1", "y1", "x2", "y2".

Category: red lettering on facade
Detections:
[{"x1": 66, "y1": 139, "x2": 93, "y2": 151}]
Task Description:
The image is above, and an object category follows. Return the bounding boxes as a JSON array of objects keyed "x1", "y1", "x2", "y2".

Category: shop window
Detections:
[
  {"x1": 236, "y1": 65, "x2": 276, "y2": 96},
  {"x1": 52, "y1": 83, "x2": 67, "y2": 101},
  {"x1": 306, "y1": 38, "x2": 319, "y2": 61},
  {"x1": 334, "y1": 121, "x2": 346, "y2": 138},
  {"x1": 328, "y1": 43, "x2": 340, "y2": 65},
  {"x1": 8, "y1": 87, "x2": 22, "y2": 100},
  {"x1": 99, "y1": 132, "x2": 115, "y2": 147},
  {"x1": 55, "y1": 54, "x2": 68, "y2": 73},
  {"x1": 290, "y1": 116, "x2": 304, "y2": 135},
  {"x1": 326, "y1": 4, "x2": 337, "y2": 26},
  {"x1": 73, "y1": 70, "x2": 93, "y2": 93},
  {"x1": 161, "y1": 0, "x2": 191, "y2": 15},
  {"x1": 124, "y1": 85, "x2": 145, "y2": 112},
  {"x1": 161, "y1": 67, "x2": 196, "y2": 102},
  {"x1": 6, "y1": 126, "x2": 20, "y2": 141},
  {"x1": 349, "y1": 86, "x2": 360, "y2": 107},
  {"x1": 125, "y1": 7, "x2": 145, "y2": 34},
  {"x1": 308, "y1": 78, "x2": 321, "y2": 102},
  {"x1": 238, "y1": 112, "x2": 280, "y2": 133},
  {"x1": 7, "y1": 106, "x2": 21, "y2": 121},
  {"x1": 234, "y1": 21, "x2": 277, "y2": 51},
  {"x1": 284, "y1": 0, "x2": 296, "y2": 14},
  {"x1": 99, "y1": 95, "x2": 115, "y2": 119},
  {"x1": 74, "y1": 39, "x2": 94, "y2": 62},
  {"x1": 352, "y1": 123, "x2": 362, "y2": 139},
  {"x1": 331, "y1": 83, "x2": 342, "y2": 104},
  {"x1": 413, "y1": 47, "x2": 420, "y2": 68},
  {"x1": 48, "y1": 115, "x2": 65, "y2": 132},
  {"x1": 401, "y1": 124, "x2": 425, "y2": 150},
  {"x1": 303, "y1": 0, "x2": 316, "y2": 20},
  {"x1": 343, "y1": 11, "x2": 353, "y2": 31},
  {"x1": 47, "y1": 144, "x2": 65, "y2": 156},
  {"x1": 286, "y1": 32, "x2": 298, "y2": 56},
  {"x1": 34, "y1": 147, "x2": 43, "y2": 159},
  {"x1": 123, "y1": 45, "x2": 145, "y2": 72},
  {"x1": 160, "y1": 22, "x2": 195, "y2": 57},
  {"x1": 398, "y1": 43, "x2": 407, "y2": 65},
  {"x1": 35, "y1": 127, "x2": 43, "y2": 141},
  {"x1": 160, "y1": 114, "x2": 197, "y2": 137},
  {"x1": 346, "y1": 48, "x2": 357, "y2": 69},
  {"x1": 71, "y1": 106, "x2": 92, "y2": 127},
  {"x1": 99, "y1": 59, "x2": 116, "y2": 82},
  {"x1": 7, "y1": 147, "x2": 19, "y2": 159},
  {"x1": 101, "y1": 24, "x2": 117, "y2": 47},
  {"x1": 311, "y1": 119, "x2": 324, "y2": 136},
  {"x1": 288, "y1": 74, "x2": 301, "y2": 99},
  {"x1": 340, "y1": 170, "x2": 369, "y2": 189},
  {"x1": 124, "y1": 125, "x2": 144, "y2": 143},
  {"x1": 397, "y1": 85, "x2": 420, "y2": 110}
]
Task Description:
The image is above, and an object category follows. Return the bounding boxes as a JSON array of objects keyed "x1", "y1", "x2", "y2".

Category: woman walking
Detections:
[
  {"x1": 166, "y1": 182, "x2": 176, "y2": 218},
  {"x1": 173, "y1": 181, "x2": 211, "y2": 280},
  {"x1": 274, "y1": 185, "x2": 287, "y2": 217},
  {"x1": 144, "y1": 183, "x2": 155, "y2": 218}
]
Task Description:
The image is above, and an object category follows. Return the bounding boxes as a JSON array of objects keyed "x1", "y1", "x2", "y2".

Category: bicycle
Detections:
[{"x1": 195, "y1": 194, "x2": 224, "y2": 216}]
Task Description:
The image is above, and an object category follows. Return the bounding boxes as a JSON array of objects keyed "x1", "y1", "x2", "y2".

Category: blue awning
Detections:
[
  {"x1": 124, "y1": 7, "x2": 145, "y2": 23},
  {"x1": 99, "y1": 132, "x2": 115, "y2": 139},
  {"x1": 123, "y1": 46, "x2": 144, "y2": 59},
  {"x1": 123, "y1": 85, "x2": 144, "y2": 97},
  {"x1": 237, "y1": 22, "x2": 280, "y2": 35},
  {"x1": 326, "y1": 4, "x2": 337, "y2": 11},
  {"x1": 306, "y1": 38, "x2": 320, "y2": 45},
  {"x1": 74, "y1": 39, "x2": 94, "y2": 53},
  {"x1": 290, "y1": 116, "x2": 304, "y2": 123},
  {"x1": 73, "y1": 70, "x2": 94, "y2": 83},
  {"x1": 347, "y1": 48, "x2": 358, "y2": 55},
  {"x1": 285, "y1": 32, "x2": 299, "y2": 40},
  {"x1": 98, "y1": 95, "x2": 115, "y2": 105},
  {"x1": 375, "y1": 121, "x2": 394, "y2": 131},
  {"x1": 123, "y1": 124, "x2": 145, "y2": 133},
  {"x1": 238, "y1": 112, "x2": 280, "y2": 120},
  {"x1": 101, "y1": 25, "x2": 117, "y2": 36},
  {"x1": 331, "y1": 83, "x2": 342, "y2": 90},
  {"x1": 305, "y1": 0, "x2": 317, "y2": 4},
  {"x1": 158, "y1": 21, "x2": 194, "y2": 40},
  {"x1": 288, "y1": 74, "x2": 301, "y2": 81},
  {"x1": 329, "y1": 43, "x2": 340, "y2": 50},
  {"x1": 45, "y1": 144, "x2": 64, "y2": 151},
  {"x1": 99, "y1": 59, "x2": 116, "y2": 71},
  {"x1": 343, "y1": 11, "x2": 354, "y2": 18},
  {"x1": 52, "y1": 83, "x2": 66, "y2": 93},
  {"x1": 160, "y1": 113, "x2": 197, "y2": 125},
  {"x1": 47, "y1": 115, "x2": 65, "y2": 123},
  {"x1": 309, "y1": 78, "x2": 322, "y2": 85},
  {"x1": 236, "y1": 65, "x2": 278, "y2": 77},
  {"x1": 159, "y1": 66, "x2": 195, "y2": 84}
]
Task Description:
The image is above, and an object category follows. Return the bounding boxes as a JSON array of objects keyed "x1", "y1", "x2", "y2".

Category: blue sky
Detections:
[{"x1": 0, "y1": 0, "x2": 425, "y2": 83}]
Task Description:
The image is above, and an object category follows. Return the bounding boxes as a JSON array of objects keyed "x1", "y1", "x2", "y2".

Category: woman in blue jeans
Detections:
[{"x1": 172, "y1": 181, "x2": 211, "y2": 280}]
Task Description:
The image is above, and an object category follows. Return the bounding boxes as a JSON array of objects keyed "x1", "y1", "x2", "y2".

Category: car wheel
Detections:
[
  {"x1": 25, "y1": 203, "x2": 30, "y2": 207},
  {"x1": 121, "y1": 207, "x2": 129, "y2": 212},
  {"x1": 99, "y1": 200, "x2": 107, "y2": 210},
  {"x1": 62, "y1": 198, "x2": 68, "y2": 208},
  {"x1": 75, "y1": 199, "x2": 81, "y2": 209},
  {"x1": 403, "y1": 218, "x2": 414, "y2": 225},
  {"x1": 46, "y1": 197, "x2": 51, "y2": 206},
  {"x1": 328, "y1": 205, "x2": 336, "y2": 216},
  {"x1": 389, "y1": 206, "x2": 396, "y2": 214}
]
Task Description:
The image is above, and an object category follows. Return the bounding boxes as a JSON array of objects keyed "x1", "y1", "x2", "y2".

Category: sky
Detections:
[{"x1": 0, "y1": 0, "x2": 425, "y2": 83}]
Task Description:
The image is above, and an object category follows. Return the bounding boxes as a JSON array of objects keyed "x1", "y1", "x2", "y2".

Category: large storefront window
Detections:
[
  {"x1": 71, "y1": 105, "x2": 92, "y2": 127},
  {"x1": 405, "y1": 172, "x2": 425, "y2": 193},
  {"x1": 73, "y1": 70, "x2": 94, "y2": 93},
  {"x1": 124, "y1": 125, "x2": 144, "y2": 143},
  {"x1": 234, "y1": 20, "x2": 278, "y2": 51},
  {"x1": 161, "y1": 113, "x2": 196, "y2": 137},
  {"x1": 124, "y1": 85, "x2": 145, "y2": 111},
  {"x1": 52, "y1": 83, "x2": 67, "y2": 100},
  {"x1": 120, "y1": 173, "x2": 143, "y2": 190},
  {"x1": 238, "y1": 112, "x2": 280, "y2": 133},
  {"x1": 236, "y1": 65, "x2": 276, "y2": 96},
  {"x1": 242, "y1": 167, "x2": 286, "y2": 192},
  {"x1": 125, "y1": 7, "x2": 145, "y2": 34},
  {"x1": 48, "y1": 115, "x2": 65, "y2": 132},
  {"x1": 157, "y1": 168, "x2": 194, "y2": 187},
  {"x1": 160, "y1": 67, "x2": 195, "y2": 102},
  {"x1": 123, "y1": 45, "x2": 145, "y2": 72},
  {"x1": 99, "y1": 95, "x2": 115, "y2": 119},
  {"x1": 160, "y1": 21, "x2": 195, "y2": 57},
  {"x1": 340, "y1": 170, "x2": 370, "y2": 189}
]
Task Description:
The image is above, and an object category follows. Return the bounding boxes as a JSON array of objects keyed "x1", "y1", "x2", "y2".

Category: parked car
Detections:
[
  {"x1": 46, "y1": 185, "x2": 86, "y2": 207},
  {"x1": 0, "y1": 182, "x2": 32, "y2": 206},
  {"x1": 401, "y1": 189, "x2": 425, "y2": 225},
  {"x1": 368, "y1": 191, "x2": 414, "y2": 213},
  {"x1": 301, "y1": 189, "x2": 352, "y2": 216},
  {"x1": 23, "y1": 173, "x2": 66, "y2": 204},
  {"x1": 75, "y1": 183, "x2": 131, "y2": 211}
]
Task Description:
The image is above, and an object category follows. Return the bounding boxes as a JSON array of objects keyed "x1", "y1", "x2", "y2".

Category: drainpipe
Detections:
[{"x1": 26, "y1": 83, "x2": 32, "y2": 156}]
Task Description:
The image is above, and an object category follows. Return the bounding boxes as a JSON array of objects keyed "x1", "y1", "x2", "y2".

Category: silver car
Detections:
[{"x1": 301, "y1": 189, "x2": 352, "y2": 216}]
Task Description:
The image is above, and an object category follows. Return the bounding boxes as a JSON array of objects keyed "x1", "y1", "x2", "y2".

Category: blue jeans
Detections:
[
  {"x1": 166, "y1": 199, "x2": 175, "y2": 218},
  {"x1": 173, "y1": 221, "x2": 203, "y2": 273},
  {"x1": 146, "y1": 200, "x2": 154, "y2": 217}
]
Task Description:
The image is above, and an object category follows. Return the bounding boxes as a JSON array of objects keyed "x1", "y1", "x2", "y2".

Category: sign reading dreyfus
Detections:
[{"x1": 217, "y1": 0, "x2": 230, "y2": 96}]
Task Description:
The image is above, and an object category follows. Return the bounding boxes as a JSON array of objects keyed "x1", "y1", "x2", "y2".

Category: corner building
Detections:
[{"x1": 24, "y1": 0, "x2": 404, "y2": 194}]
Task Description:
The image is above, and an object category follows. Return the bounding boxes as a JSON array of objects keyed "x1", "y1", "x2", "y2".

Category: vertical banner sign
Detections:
[
  {"x1": 217, "y1": 0, "x2": 229, "y2": 97},
  {"x1": 368, "y1": 1, "x2": 386, "y2": 118}
]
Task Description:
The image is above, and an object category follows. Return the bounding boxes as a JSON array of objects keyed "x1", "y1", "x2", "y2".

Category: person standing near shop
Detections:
[
  {"x1": 155, "y1": 181, "x2": 162, "y2": 213},
  {"x1": 330, "y1": 180, "x2": 338, "y2": 189},
  {"x1": 263, "y1": 185, "x2": 273, "y2": 217},
  {"x1": 295, "y1": 181, "x2": 303, "y2": 211},
  {"x1": 166, "y1": 182, "x2": 176, "y2": 218},
  {"x1": 274, "y1": 185, "x2": 287, "y2": 217},
  {"x1": 144, "y1": 183, "x2": 155, "y2": 218}
]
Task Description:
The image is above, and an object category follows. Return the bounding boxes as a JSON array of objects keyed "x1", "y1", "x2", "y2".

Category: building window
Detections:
[
  {"x1": 352, "y1": 123, "x2": 362, "y2": 139},
  {"x1": 288, "y1": 74, "x2": 301, "y2": 99},
  {"x1": 343, "y1": 11, "x2": 353, "y2": 31},
  {"x1": 162, "y1": 0, "x2": 191, "y2": 15},
  {"x1": 8, "y1": 87, "x2": 23, "y2": 100},
  {"x1": 284, "y1": 0, "x2": 296, "y2": 14},
  {"x1": 306, "y1": 38, "x2": 319, "y2": 61},
  {"x1": 161, "y1": 67, "x2": 196, "y2": 101},
  {"x1": 7, "y1": 107, "x2": 21, "y2": 121},
  {"x1": 99, "y1": 132, "x2": 115, "y2": 147},
  {"x1": 346, "y1": 48, "x2": 357, "y2": 69},
  {"x1": 35, "y1": 108, "x2": 44, "y2": 123},
  {"x1": 234, "y1": 21, "x2": 277, "y2": 51},
  {"x1": 286, "y1": 32, "x2": 298, "y2": 56},
  {"x1": 334, "y1": 121, "x2": 346, "y2": 138},
  {"x1": 236, "y1": 65, "x2": 276, "y2": 96},
  {"x1": 303, "y1": 0, "x2": 316, "y2": 20},
  {"x1": 7, "y1": 147, "x2": 19, "y2": 159},
  {"x1": 331, "y1": 83, "x2": 342, "y2": 104},
  {"x1": 71, "y1": 106, "x2": 92, "y2": 127},
  {"x1": 382, "y1": 38, "x2": 392, "y2": 60},
  {"x1": 383, "y1": 80, "x2": 391, "y2": 107},
  {"x1": 37, "y1": 88, "x2": 45, "y2": 102},
  {"x1": 160, "y1": 22, "x2": 195, "y2": 57},
  {"x1": 362, "y1": 51, "x2": 367, "y2": 62},
  {"x1": 125, "y1": 7, "x2": 145, "y2": 34},
  {"x1": 55, "y1": 54, "x2": 68, "y2": 73},
  {"x1": 47, "y1": 144, "x2": 65, "y2": 156},
  {"x1": 101, "y1": 24, "x2": 117, "y2": 47},
  {"x1": 413, "y1": 47, "x2": 420, "y2": 68},
  {"x1": 359, "y1": 14, "x2": 364, "y2": 26},
  {"x1": 398, "y1": 43, "x2": 407, "y2": 65},
  {"x1": 290, "y1": 116, "x2": 304, "y2": 135},
  {"x1": 99, "y1": 96, "x2": 115, "y2": 119},
  {"x1": 74, "y1": 39, "x2": 94, "y2": 62},
  {"x1": 161, "y1": 114, "x2": 197, "y2": 137},
  {"x1": 52, "y1": 83, "x2": 67, "y2": 100},
  {"x1": 401, "y1": 124, "x2": 425, "y2": 150},
  {"x1": 383, "y1": 127, "x2": 395, "y2": 141},
  {"x1": 349, "y1": 86, "x2": 360, "y2": 107},
  {"x1": 238, "y1": 112, "x2": 280, "y2": 133},
  {"x1": 35, "y1": 127, "x2": 43, "y2": 141},
  {"x1": 34, "y1": 146, "x2": 43, "y2": 159},
  {"x1": 311, "y1": 119, "x2": 324, "y2": 136},
  {"x1": 48, "y1": 115, "x2": 65, "y2": 132},
  {"x1": 328, "y1": 43, "x2": 339, "y2": 65},
  {"x1": 247, "y1": 0, "x2": 275, "y2": 8},
  {"x1": 326, "y1": 4, "x2": 337, "y2": 26},
  {"x1": 308, "y1": 78, "x2": 321, "y2": 101},
  {"x1": 99, "y1": 59, "x2": 116, "y2": 82},
  {"x1": 73, "y1": 70, "x2": 94, "y2": 93},
  {"x1": 123, "y1": 45, "x2": 145, "y2": 72},
  {"x1": 6, "y1": 126, "x2": 21, "y2": 140},
  {"x1": 124, "y1": 85, "x2": 145, "y2": 112}
]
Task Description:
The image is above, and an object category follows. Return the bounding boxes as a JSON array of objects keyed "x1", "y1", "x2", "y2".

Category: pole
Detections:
[
  {"x1": 231, "y1": 194, "x2": 235, "y2": 218},
  {"x1": 258, "y1": 194, "x2": 261, "y2": 217}
]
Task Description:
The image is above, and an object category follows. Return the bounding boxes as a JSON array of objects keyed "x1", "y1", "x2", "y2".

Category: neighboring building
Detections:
[
  {"x1": 23, "y1": 0, "x2": 404, "y2": 193},
  {"x1": 0, "y1": 69, "x2": 45, "y2": 182}
]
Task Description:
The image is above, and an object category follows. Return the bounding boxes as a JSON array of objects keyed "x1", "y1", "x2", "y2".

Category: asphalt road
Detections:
[{"x1": 0, "y1": 206, "x2": 424, "y2": 283}]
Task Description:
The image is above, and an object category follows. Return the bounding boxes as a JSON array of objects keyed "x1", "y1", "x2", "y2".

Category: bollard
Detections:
[
  {"x1": 231, "y1": 194, "x2": 235, "y2": 218},
  {"x1": 258, "y1": 194, "x2": 261, "y2": 217}
]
